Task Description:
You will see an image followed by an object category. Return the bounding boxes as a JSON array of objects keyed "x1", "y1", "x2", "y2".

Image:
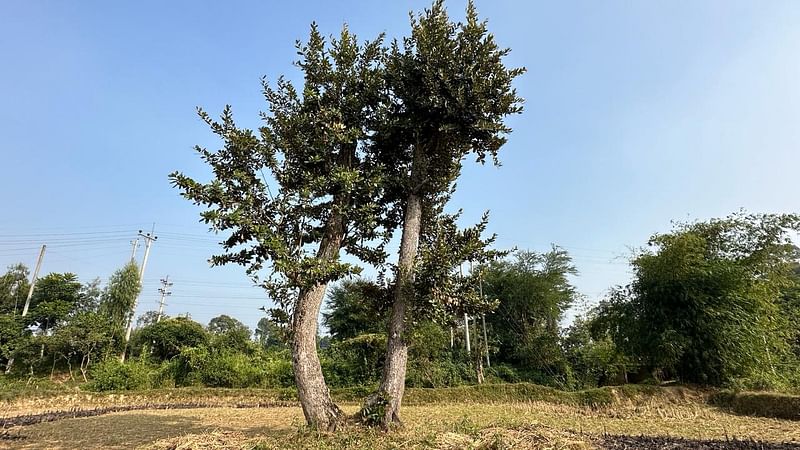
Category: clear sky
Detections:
[{"x1": 2, "y1": 1, "x2": 799, "y2": 331}]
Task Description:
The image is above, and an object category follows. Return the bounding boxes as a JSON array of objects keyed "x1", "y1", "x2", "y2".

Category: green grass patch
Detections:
[
  {"x1": 710, "y1": 390, "x2": 800, "y2": 420},
  {"x1": 0, "y1": 375, "x2": 80, "y2": 402},
  {"x1": 331, "y1": 382, "x2": 665, "y2": 407}
]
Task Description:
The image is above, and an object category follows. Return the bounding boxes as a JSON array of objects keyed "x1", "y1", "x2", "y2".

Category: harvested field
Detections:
[{"x1": 1, "y1": 388, "x2": 799, "y2": 449}]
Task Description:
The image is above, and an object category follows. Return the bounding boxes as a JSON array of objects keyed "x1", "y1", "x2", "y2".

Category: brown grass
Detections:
[{"x1": 3, "y1": 398, "x2": 800, "y2": 449}]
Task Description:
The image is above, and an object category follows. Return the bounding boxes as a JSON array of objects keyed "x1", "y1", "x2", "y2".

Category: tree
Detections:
[
  {"x1": 595, "y1": 212, "x2": 800, "y2": 385},
  {"x1": 323, "y1": 279, "x2": 390, "y2": 341},
  {"x1": 562, "y1": 315, "x2": 629, "y2": 388},
  {"x1": 255, "y1": 317, "x2": 287, "y2": 351},
  {"x1": 208, "y1": 314, "x2": 252, "y2": 353},
  {"x1": 99, "y1": 261, "x2": 141, "y2": 329},
  {"x1": 365, "y1": 0, "x2": 524, "y2": 426},
  {"x1": 50, "y1": 311, "x2": 117, "y2": 381},
  {"x1": 482, "y1": 249, "x2": 578, "y2": 383},
  {"x1": 170, "y1": 25, "x2": 392, "y2": 429},
  {"x1": 0, "y1": 265, "x2": 31, "y2": 370},
  {"x1": 135, "y1": 317, "x2": 208, "y2": 360},
  {"x1": 0, "y1": 264, "x2": 30, "y2": 315},
  {"x1": 136, "y1": 311, "x2": 163, "y2": 328},
  {"x1": 75, "y1": 278, "x2": 103, "y2": 314},
  {"x1": 0, "y1": 315, "x2": 28, "y2": 370},
  {"x1": 781, "y1": 263, "x2": 800, "y2": 358},
  {"x1": 26, "y1": 273, "x2": 82, "y2": 334}
]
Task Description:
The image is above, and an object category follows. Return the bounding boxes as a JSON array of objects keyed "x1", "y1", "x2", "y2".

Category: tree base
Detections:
[{"x1": 359, "y1": 391, "x2": 403, "y2": 430}]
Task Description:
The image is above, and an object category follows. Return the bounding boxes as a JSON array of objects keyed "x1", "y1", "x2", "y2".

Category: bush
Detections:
[
  {"x1": 710, "y1": 390, "x2": 800, "y2": 420},
  {"x1": 174, "y1": 346, "x2": 294, "y2": 389},
  {"x1": 323, "y1": 333, "x2": 385, "y2": 388},
  {"x1": 87, "y1": 358, "x2": 160, "y2": 391},
  {"x1": 134, "y1": 317, "x2": 208, "y2": 361},
  {"x1": 487, "y1": 364, "x2": 521, "y2": 383},
  {"x1": 406, "y1": 356, "x2": 473, "y2": 388}
]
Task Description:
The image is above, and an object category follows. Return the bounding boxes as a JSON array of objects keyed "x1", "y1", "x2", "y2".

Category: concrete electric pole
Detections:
[
  {"x1": 20, "y1": 244, "x2": 46, "y2": 317},
  {"x1": 121, "y1": 228, "x2": 157, "y2": 362},
  {"x1": 6, "y1": 244, "x2": 46, "y2": 373},
  {"x1": 157, "y1": 275, "x2": 172, "y2": 322}
]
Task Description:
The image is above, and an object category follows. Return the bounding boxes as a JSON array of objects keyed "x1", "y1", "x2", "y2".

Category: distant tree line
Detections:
[{"x1": 2, "y1": 211, "x2": 798, "y2": 398}]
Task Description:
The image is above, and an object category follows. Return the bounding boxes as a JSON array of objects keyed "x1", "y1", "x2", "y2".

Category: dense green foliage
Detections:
[
  {"x1": 482, "y1": 249, "x2": 578, "y2": 386},
  {"x1": 593, "y1": 212, "x2": 800, "y2": 387}
]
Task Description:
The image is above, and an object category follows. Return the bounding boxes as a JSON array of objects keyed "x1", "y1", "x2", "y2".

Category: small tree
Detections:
[
  {"x1": 99, "y1": 261, "x2": 141, "y2": 330},
  {"x1": 482, "y1": 249, "x2": 578, "y2": 383},
  {"x1": 254, "y1": 317, "x2": 287, "y2": 351},
  {"x1": 135, "y1": 317, "x2": 208, "y2": 361},
  {"x1": 0, "y1": 264, "x2": 30, "y2": 315},
  {"x1": 208, "y1": 314, "x2": 252, "y2": 353},
  {"x1": 323, "y1": 280, "x2": 390, "y2": 341},
  {"x1": 51, "y1": 311, "x2": 116, "y2": 381}
]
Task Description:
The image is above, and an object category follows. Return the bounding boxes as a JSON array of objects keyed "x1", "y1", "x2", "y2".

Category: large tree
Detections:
[
  {"x1": 364, "y1": 1, "x2": 524, "y2": 426},
  {"x1": 171, "y1": 26, "x2": 392, "y2": 429}
]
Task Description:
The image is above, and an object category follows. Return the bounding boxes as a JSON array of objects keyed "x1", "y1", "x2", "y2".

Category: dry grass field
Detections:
[{"x1": 2, "y1": 386, "x2": 799, "y2": 449}]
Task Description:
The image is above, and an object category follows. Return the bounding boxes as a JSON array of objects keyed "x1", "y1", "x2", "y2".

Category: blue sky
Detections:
[{"x1": 1, "y1": 1, "x2": 799, "y2": 330}]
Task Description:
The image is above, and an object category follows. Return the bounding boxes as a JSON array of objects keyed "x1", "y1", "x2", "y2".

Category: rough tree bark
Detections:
[
  {"x1": 291, "y1": 211, "x2": 345, "y2": 431},
  {"x1": 364, "y1": 190, "x2": 423, "y2": 427}
]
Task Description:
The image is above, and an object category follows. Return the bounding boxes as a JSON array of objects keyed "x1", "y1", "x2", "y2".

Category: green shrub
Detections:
[
  {"x1": 406, "y1": 357, "x2": 473, "y2": 388},
  {"x1": 134, "y1": 317, "x2": 208, "y2": 361},
  {"x1": 174, "y1": 346, "x2": 294, "y2": 389},
  {"x1": 710, "y1": 390, "x2": 800, "y2": 420},
  {"x1": 87, "y1": 358, "x2": 160, "y2": 391},
  {"x1": 262, "y1": 350, "x2": 294, "y2": 388},
  {"x1": 323, "y1": 333, "x2": 385, "y2": 388}
]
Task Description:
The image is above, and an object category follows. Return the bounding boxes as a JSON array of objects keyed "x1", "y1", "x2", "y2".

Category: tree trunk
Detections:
[
  {"x1": 291, "y1": 210, "x2": 345, "y2": 431},
  {"x1": 363, "y1": 191, "x2": 423, "y2": 427}
]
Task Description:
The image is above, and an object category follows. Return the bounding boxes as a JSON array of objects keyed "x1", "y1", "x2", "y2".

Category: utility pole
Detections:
[
  {"x1": 459, "y1": 263, "x2": 471, "y2": 354},
  {"x1": 450, "y1": 326, "x2": 454, "y2": 349},
  {"x1": 122, "y1": 228, "x2": 157, "y2": 362},
  {"x1": 464, "y1": 313, "x2": 471, "y2": 354},
  {"x1": 129, "y1": 239, "x2": 139, "y2": 262},
  {"x1": 21, "y1": 245, "x2": 46, "y2": 317},
  {"x1": 157, "y1": 275, "x2": 172, "y2": 322},
  {"x1": 476, "y1": 263, "x2": 490, "y2": 368},
  {"x1": 482, "y1": 314, "x2": 490, "y2": 367},
  {"x1": 6, "y1": 245, "x2": 46, "y2": 373}
]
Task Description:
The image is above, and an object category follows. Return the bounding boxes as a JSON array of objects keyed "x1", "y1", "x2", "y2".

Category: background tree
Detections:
[
  {"x1": 26, "y1": 273, "x2": 82, "y2": 336},
  {"x1": 482, "y1": 248, "x2": 578, "y2": 386},
  {"x1": 136, "y1": 311, "x2": 163, "y2": 328},
  {"x1": 0, "y1": 264, "x2": 30, "y2": 315},
  {"x1": 323, "y1": 279, "x2": 390, "y2": 341},
  {"x1": 170, "y1": 25, "x2": 393, "y2": 429},
  {"x1": 98, "y1": 261, "x2": 141, "y2": 330},
  {"x1": 366, "y1": 0, "x2": 524, "y2": 426},
  {"x1": 208, "y1": 314, "x2": 252, "y2": 353},
  {"x1": 254, "y1": 317, "x2": 287, "y2": 351},
  {"x1": 0, "y1": 265, "x2": 30, "y2": 371},
  {"x1": 50, "y1": 311, "x2": 116, "y2": 381},
  {"x1": 134, "y1": 317, "x2": 209, "y2": 360},
  {"x1": 594, "y1": 212, "x2": 800, "y2": 386}
]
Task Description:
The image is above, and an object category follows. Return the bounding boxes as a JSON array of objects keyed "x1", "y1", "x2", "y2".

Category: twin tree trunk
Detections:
[
  {"x1": 292, "y1": 211, "x2": 345, "y2": 430},
  {"x1": 367, "y1": 191, "x2": 423, "y2": 426}
]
